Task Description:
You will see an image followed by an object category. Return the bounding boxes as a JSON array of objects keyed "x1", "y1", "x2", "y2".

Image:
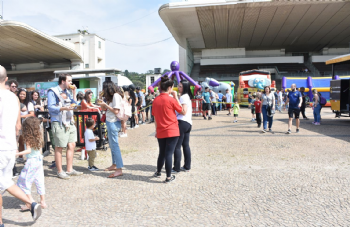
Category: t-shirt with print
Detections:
[
  {"x1": 84, "y1": 129, "x2": 96, "y2": 151},
  {"x1": 176, "y1": 94, "x2": 192, "y2": 125},
  {"x1": 202, "y1": 92, "x2": 211, "y2": 103},
  {"x1": 233, "y1": 104, "x2": 240, "y2": 114},
  {"x1": 254, "y1": 100, "x2": 262, "y2": 113},
  {"x1": 106, "y1": 93, "x2": 122, "y2": 123},
  {"x1": 288, "y1": 91, "x2": 302, "y2": 110}
]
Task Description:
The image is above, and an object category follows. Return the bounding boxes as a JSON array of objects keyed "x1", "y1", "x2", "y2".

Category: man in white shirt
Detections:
[
  {"x1": 0, "y1": 66, "x2": 42, "y2": 224},
  {"x1": 225, "y1": 89, "x2": 232, "y2": 116}
]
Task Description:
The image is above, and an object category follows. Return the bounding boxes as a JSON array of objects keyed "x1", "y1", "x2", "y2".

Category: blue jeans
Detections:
[
  {"x1": 262, "y1": 105, "x2": 273, "y2": 130},
  {"x1": 106, "y1": 120, "x2": 123, "y2": 168},
  {"x1": 218, "y1": 100, "x2": 222, "y2": 111},
  {"x1": 313, "y1": 104, "x2": 321, "y2": 123}
]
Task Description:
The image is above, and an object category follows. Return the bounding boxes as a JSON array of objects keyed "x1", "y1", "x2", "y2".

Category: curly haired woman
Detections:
[{"x1": 16, "y1": 116, "x2": 47, "y2": 210}]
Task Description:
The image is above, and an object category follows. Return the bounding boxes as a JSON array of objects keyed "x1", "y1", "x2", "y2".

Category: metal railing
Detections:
[{"x1": 35, "y1": 111, "x2": 106, "y2": 149}]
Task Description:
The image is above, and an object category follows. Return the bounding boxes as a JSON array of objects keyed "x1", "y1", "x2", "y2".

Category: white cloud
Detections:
[{"x1": 2, "y1": 0, "x2": 179, "y2": 73}]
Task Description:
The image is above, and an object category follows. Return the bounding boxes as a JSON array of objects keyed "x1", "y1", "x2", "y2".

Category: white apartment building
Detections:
[{"x1": 55, "y1": 32, "x2": 106, "y2": 71}]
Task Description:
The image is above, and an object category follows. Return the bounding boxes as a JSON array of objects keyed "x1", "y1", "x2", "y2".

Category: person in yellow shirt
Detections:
[{"x1": 233, "y1": 101, "x2": 240, "y2": 123}]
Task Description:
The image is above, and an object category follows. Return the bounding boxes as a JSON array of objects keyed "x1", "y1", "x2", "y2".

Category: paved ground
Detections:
[{"x1": 2, "y1": 107, "x2": 350, "y2": 227}]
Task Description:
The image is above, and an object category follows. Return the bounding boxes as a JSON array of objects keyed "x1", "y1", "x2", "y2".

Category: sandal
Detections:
[
  {"x1": 107, "y1": 172, "x2": 123, "y2": 178},
  {"x1": 104, "y1": 166, "x2": 117, "y2": 172}
]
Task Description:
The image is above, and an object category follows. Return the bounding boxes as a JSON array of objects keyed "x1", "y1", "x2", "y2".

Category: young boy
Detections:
[
  {"x1": 84, "y1": 118, "x2": 100, "y2": 171},
  {"x1": 254, "y1": 96, "x2": 262, "y2": 128},
  {"x1": 233, "y1": 101, "x2": 240, "y2": 123},
  {"x1": 250, "y1": 96, "x2": 256, "y2": 122}
]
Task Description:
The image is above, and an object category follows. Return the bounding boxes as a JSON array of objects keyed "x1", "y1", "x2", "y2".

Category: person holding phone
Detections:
[{"x1": 152, "y1": 75, "x2": 184, "y2": 183}]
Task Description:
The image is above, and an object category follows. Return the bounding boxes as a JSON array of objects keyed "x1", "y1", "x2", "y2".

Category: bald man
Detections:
[
  {"x1": 0, "y1": 66, "x2": 42, "y2": 225},
  {"x1": 286, "y1": 83, "x2": 302, "y2": 134}
]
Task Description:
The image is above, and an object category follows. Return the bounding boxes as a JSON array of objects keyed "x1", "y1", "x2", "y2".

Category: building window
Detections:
[
  {"x1": 85, "y1": 64, "x2": 89, "y2": 68},
  {"x1": 98, "y1": 41, "x2": 101, "y2": 49},
  {"x1": 151, "y1": 77, "x2": 154, "y2": 84}
]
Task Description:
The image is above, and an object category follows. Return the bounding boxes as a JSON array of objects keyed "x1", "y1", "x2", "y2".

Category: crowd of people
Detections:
[
  {"x1": 0, "y1": 65, "x2": 194, "y2": 226},
  {"x1": 0, "y1": 61, "x2": 325, "y2": 226},
  {"x1": 195, "y1": 83, "x2": 323, "y2": 134}
]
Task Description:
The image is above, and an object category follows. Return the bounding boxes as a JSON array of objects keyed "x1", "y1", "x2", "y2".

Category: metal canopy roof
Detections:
[
  {"x1": 326, "y1": 53, "x2": 350, "y2": 65},
  {"x1": 0, "y1": 20, "x2": 82, "y2": 65},
  {"x1": 54, "y1": 68, "x2": 121, "y2": 75},
  {"x1": 159, "y1": 0, "x2": 350, "y2": 52}
]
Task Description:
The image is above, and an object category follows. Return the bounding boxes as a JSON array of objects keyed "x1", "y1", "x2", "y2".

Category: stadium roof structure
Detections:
[
  {"x1": 326, "y1": 53, "x2": 350, "y2": 65},
  {"x1": 0, "y1": 20, "x2": 82, "y2": 66},
  {"x1": 159, "y1": 0, "x2": 350, "y2": 52}
]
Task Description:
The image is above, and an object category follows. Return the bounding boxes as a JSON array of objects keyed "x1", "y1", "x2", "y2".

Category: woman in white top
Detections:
[
  {"x1": 98, "y1": 81, "x2": 124, "y2": 178},
  {"x1": 261, "y1": 86, "x2": 275, "y2": 133},
  {"x1": 173, "y1": 80, "x2": 193, "y2": 172},
  {"x1": 17, "y1": 88, "x2": 35, "y2": 158}
]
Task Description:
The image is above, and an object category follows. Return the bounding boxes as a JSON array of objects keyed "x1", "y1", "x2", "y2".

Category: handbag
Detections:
[
  {"x1": 266, "y1": 95, "x2": 275, "y2": 117},
  {"x1": 101, "y1": 112, "x2": 106, "y2": 122}
]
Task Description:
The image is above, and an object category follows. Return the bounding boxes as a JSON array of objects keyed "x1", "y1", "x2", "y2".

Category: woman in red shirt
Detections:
[
  {"x1": 152, "y1": 76, "x2": 184, "y2": 183},
  {"x1": 81, "y1": 90, "x2": 100, "y2": 112}
]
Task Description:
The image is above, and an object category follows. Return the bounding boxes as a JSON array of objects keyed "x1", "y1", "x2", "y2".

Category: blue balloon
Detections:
[{"x1": 249, "y1": 78, "x2": 270, "y2": 90}]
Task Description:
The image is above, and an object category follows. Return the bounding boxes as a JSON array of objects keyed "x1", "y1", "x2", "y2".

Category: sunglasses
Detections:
[{"x1": 11, "y1": 85, "x2": 17, "y2": 88}]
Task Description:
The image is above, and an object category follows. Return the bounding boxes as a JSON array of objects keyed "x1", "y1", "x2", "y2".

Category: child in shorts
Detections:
[
  {"x1": 84, "y1": 118, "x2": 100, "y2": 171},
  {"x1": 254, "y1": 96, "x2": 262, "y2": 128},
  {"x1": 250, "y1": 96, "x2": 256, "y2": 122},
  {"x1": 233, "y1": 101, "x2": 240, "y2": 123}
]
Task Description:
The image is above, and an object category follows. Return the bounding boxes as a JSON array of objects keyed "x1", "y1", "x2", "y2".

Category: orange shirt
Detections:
[
  {"x1": 152, "y1": 93, "x2": 182, "y2": 139},
  {"x1": 81, "y1": 100, "x2": 94, "y2": 110}
]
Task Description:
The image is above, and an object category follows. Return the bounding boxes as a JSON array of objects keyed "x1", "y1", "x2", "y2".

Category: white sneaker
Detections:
[
  {"x1": 135, "y1": 125, "x2": 139, "y2": 128},
  {"x1": 120, "y1": 133, "x2": 127, "y2": 138}
]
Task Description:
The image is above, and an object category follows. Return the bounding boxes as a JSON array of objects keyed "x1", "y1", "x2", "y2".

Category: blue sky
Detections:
[{"x1": 2, "y1": 0, "x2": 181, "y2": 73}]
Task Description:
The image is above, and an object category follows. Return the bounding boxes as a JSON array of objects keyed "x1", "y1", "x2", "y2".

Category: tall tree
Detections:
[{"x1": 162, "y1": 69, "x2": 171, "y2": 74}]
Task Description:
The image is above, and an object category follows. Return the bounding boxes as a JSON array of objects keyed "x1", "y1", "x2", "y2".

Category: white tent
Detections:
[{"x1": 118, "y1": 75, "x2": 133, "y2": 86}]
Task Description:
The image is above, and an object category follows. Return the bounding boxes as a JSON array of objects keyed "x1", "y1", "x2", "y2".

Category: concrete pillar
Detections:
[
  {"x1": 179, "y1": 45, "x2": 187, "y2": 73},
  {"x1": 70, "y1": 59, "x2": 83, "y2": 70}
]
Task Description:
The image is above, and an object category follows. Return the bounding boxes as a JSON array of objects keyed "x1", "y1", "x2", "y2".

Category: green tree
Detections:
[
  {"x1": 124, "y1": 70, "x2": 129, "y2": 77},
  {"x1": 162, "y1": 69, "x2": 171, "y2": 74}
]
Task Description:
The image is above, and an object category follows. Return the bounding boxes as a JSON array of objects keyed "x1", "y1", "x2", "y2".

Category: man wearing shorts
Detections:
[
  {"x1": 47, "y1": 74, "x2": 83, "y2": 179},
  {"x1": 286, "y1": 84, "x2": 302, "y2": 134},
  {"x1": 0, "y1": 66, "x2": 42, "y2": 224},
  {"x1": 201, "y1": 87, "x2": 212, "y2": 120}
]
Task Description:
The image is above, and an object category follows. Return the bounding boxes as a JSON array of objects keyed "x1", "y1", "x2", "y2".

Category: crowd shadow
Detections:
[
  {"x1": 2, "y1": 218, "x2": 32, "y2": 226},
  {"x1": 275, "y1": 114, "x2": 350, "y2": 143},
  {"x1": 43, "y1": 163, "x2": 162, "y2": 184},
  {"x1": 2, "y1": 196, "x2": 23, "y2": 210}
]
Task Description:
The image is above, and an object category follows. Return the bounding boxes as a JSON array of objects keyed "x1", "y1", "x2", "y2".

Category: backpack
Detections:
[
  {"x1": 319, "y1": 95, "x2": 327, "y2": 105},
  {"x1": 117, "y1": 98, "x2": 132, "y2": 121}
]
